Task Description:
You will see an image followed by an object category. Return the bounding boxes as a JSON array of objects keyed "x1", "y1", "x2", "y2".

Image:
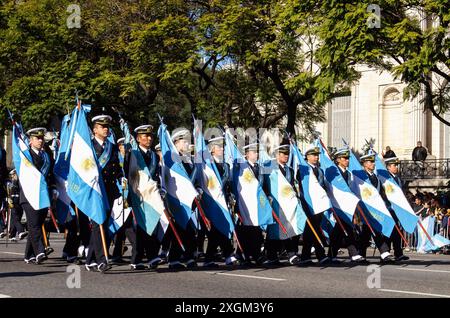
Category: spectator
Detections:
[
  {"x1": 412, "y1": 141, "x2": 428, "y2": 161},
  {"x1": 412, "y1": 195, "x2": 428, "y2": 218},
  {"x1": 382, "y1": 146, "x2": 396, "y2": 159}
]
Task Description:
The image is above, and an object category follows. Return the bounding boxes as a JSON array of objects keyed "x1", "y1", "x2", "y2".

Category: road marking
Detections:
[
  {"x1": 0, "y1": 251, "x2": 23, "y2": 256},
  {"x1": 207, "y1": 272, "x2": 286, "y2": 281},
  {"x1": 397, "y1": 267, "x2": 450, "y2": 274},
  {"x1": 379, "y1": 289, "x2": 450, "y2": 298},
  {"x1": 0, "y1": 294, "x2": 11, "y2": 298}
]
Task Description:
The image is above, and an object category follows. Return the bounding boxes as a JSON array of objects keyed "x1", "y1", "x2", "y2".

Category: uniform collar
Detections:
[
  {"x1": 31, "y1": 147, "x2": 41, "y2": 155},
  {"x1": 139, "y1": 145, "x2": 151, "y2": 153},
  {"x1": 95, "y1": 136, "x2": 105, "y2": 147}
]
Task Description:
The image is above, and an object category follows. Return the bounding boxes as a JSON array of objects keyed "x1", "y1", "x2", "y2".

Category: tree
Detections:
[{"x1": 302, "y1": 0, "x2": 450, "y2": 125}]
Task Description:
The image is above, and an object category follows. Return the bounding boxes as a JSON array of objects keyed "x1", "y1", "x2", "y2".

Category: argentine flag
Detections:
[
  {"x1": 417, "y1": 216, "x2": 436, "y2": 253},
  {"x1": 12, "y1": 123, "x2": 51, "y2": 210},
  {"x1": 224, "y1": 130, "x2": 273, "y2": 227},
  {"x1": 120, "y1": 120, "x2": 169, "y2": 238},
  {"x1": 289, "y1": 142, "x2": 331, "y2": 215},
  {"x1": 54, "y1": 112, "x2": 76, "y2": 224},
  {"x1": 263, "y1": 158, "x2": 307, "y2": 240},
  {"x1": 317, "y1": 140, "x2": 359, "y2": 226},
  {"x1": 347, "y1": 150, "x2": 395, "y2": 237},
  {"x1": 374, "y1": 155, "x2": 419, "y2": 233},
  {"x1": 194, "y1": 122, "x2": 234, "y2": 238},
  {"x1": 158, "y1": 123, "x2": 198, "y2": 229},
  {"x1": 67, "y1": 107, "x2": 109, "y2": 225}
]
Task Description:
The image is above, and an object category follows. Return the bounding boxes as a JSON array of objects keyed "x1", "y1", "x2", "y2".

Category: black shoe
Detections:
[
  {"x1": 130, "y1": 263, "x2": 147, "y2": 270},
  {"x1": 288, "y1": 255, "x2": 301, "y2": 265},
  {"x1": 330, "y1": 258, "x2": 342, "y2": 265},
  {"x1": 298, "y1": 259, "x2": 314, "y2": 266},
  {"x1": 148, "y1": 257, "x2": 162, "y2": 269},
  {"x1": 110, "y1": 257, "x2": 126, "y2": 265},
  {"x1": 395, "y1": 255, "x2": 410, "y2": 262},
  {"x1": 263, "y1": 259, "x2": 282, "y2": 267},
  {"x1": 85, "y1": 263, "x2": 98, "y2": 272},
  {"x1": 351, "y1": 256, "x2": 370, "y2": 264},
  {"x1": 18, "y1": 232, "x2": 28, "y2": 240},
  {"x1": 35, "y1": 253, "x2": 46, "y2": 264},
  {"x1": 318, "y1": 257, "x2": 330, "y2": 265},
  {"x1": 45, "y1": 247, "x2": 54, "y2": 256},
  {"x1": 169, "y1": 262, "x2": 186, "y2": 270},
  {"x1": 186, "y1": 260, "x2": 198, "y2": 269},
  {"x1": 24, "y1": 257, "x2": 36, "y2": 264},
  {"x1": 380, "y1": 254, "x2": 396, "y2": 264},
  {"x1": 203, "y1": 261, "x2": 220, "y2": 268},
  {"x1": 98, "y1": 263, "x2": 112, "y2": 273}
]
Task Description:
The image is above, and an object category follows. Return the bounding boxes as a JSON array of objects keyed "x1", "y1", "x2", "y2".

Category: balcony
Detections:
[{"x1": 398, "y1": 159, "x2": 450, "y2": 181}]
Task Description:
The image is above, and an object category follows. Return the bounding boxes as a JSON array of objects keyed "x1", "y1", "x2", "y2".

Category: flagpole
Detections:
[
  {"x1": 74, "y1": 206, "x2": 80, "y2": 236},
  {"x1": 194, "y1": 198, "x2": 211, "y2": 231},
  {"x1": 99, "y1": 223, "x2": 109, "y2": 263},
  {"x1": 418, "y1": 220, "x2": 434, "y2": 246},
  {"x1": 163, "y1": 209, "x2": 186, "y2": 252},
  {"x1": 48, "y1": 207, "x2": 60, "y2": 233},
  {"x1": 271, "y1": 210, "x2": 289, "y2": 238},
  {"x1": 356, "y1": 204, "x2": 376, "y2": 237},
  {"x1": 394, "y1": 223, "x2": 410, "y2": 248},
  {"x1": 41, "y1": 224, "x2": 49, "y2": 248},
  {"x1": 306, "y1": 217, "x2": 324, "y2": 248}
]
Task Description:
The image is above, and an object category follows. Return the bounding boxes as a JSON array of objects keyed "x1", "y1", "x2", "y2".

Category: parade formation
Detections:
[{"x1": 0, "y1": 99, "x2": 448, "y2": 275}]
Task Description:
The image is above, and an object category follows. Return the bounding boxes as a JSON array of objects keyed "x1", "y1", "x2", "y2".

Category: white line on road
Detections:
[
  {"x1": 397, "y1": 267, "x2": 450, "y2": 274},
  {"x1": 207, "y1": 272, "x2": 286, "y2": 281},
  {"x1": 379, "y1": 289, "x2": 450, "y2": 298},
  {"x1": 0, "y1": 294, "x2": 11, "y2": 298},
  {"x1": 0, "y1": 251, "x2": 23, "y2": 256}
]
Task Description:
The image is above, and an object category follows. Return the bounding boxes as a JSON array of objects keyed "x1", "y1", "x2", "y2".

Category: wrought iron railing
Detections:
[{"x1": 398, "y1": 159, "x2": 450, "y2": 180}]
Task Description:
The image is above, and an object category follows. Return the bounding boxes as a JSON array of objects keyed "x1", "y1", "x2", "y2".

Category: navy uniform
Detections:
[
  {"x1": 384, "y1": 157, "x2": 409, "y2": 262},
  {"x1": 85, "y1": 115, "x2": 122, "y2": 272},
  {"x1": 165, "y1": 129, "x2": 198, "y2": 269},
  {"x1": 297, "y1": 146, "x2": 329, "y2": 265},
  {"x1": 234, "y1": 143, "x2": 265, "y2": 265},
  {"x1": 124, "y1": 125, "x2": 162, "y2": 270},
  {"x1": 19, "y1": 128, "x2": 56, "y2": 264},
  {"x1": 327, "y1": 148, "x2": 366, "y2": 263},
  {"x1": 6, "y1": 169, "x2": 27, "y2": 241},
  {"x1": 202, "y1": 136, "x2": 237, "y2": 267},
  {"x1": 264, "y1": 144, "x2": 300, "y2": 266},
  {"x1": 358, "y1": 154, "x2": 395, "y2": 263}
]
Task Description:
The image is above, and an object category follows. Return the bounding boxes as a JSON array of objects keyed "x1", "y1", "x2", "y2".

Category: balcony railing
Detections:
[{"x1": 398, "y1": 159, "x2": 450, "y2": 180}]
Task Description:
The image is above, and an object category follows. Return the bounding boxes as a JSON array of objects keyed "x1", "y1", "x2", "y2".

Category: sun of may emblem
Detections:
[
  {"x1": 362, "y1": 187, "x2": 372, "y2": 200},
  {"x1": 23, "y1": 158, "x2": 32, "y2": 167},
  {"x1": 207, "y1": 175, "x2": 217, "y2": 190},
  {"x1": 242, "y1": 168, "x2": 255, "y2": 183},
  {"x1": 281, "y1": 185, "x2": 294, "y2": 198},
  {"x1": 81, "y1": 158, "x2": 96, "y2": 171},
  {"x1": 385, "y1": 183, "x2": 395, "y2": 194}
]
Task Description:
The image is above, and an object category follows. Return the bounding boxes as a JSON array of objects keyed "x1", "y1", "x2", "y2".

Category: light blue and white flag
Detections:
[
  {"x1": 263, "y1": 157, "x2": 307, "y2": 240},
  {"x1": 417, "y1": 216, "x2": 436, "y2": 253},
  {"x1": 54, "y1": 112, "x2": 76, "y2": 223},
  {"x1": 347, "y1": 149, "x2": 395, "y2": 237},
  {"x1": 158, "y1": 122, "x2": 198, "y2": 229},
  {"x1": 194, "y1": 122, "x2": 234, "y2": 238},
  {"x1": 119, "y1": 120, "x2": 169, "y2": 238},
  {"x1": 317, "y1": 140, "x2": 359, "y2": 226},
  {"x1": 224, "y1": 130, "x2": 273, "y2": 227},
  {"x1": 289, "y1": 141, "x2": 331, "y2": 215},
  {"x1": 374, "y1": 154, "x2": 419, "y2": 233},
  {"x1": 67, "y1": 107, "x2": 109, "y2": 225},
  {"x1": 12, "y1": 123, "x2": 51, "y2": 210}
]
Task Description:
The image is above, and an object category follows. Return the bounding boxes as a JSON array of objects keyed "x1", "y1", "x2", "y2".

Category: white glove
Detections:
[{"x1": 52, "y1": 189, "x2": 59, "y2": 200}]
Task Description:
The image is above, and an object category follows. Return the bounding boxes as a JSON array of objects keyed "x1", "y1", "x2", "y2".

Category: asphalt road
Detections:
[{"x1": 1, "y1": 234, "x2": 450, "y2": 299}]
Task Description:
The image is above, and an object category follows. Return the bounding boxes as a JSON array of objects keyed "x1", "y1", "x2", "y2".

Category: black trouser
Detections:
[
  {"x1": 389, "y1": 224, "x2": 404, "y2": 258},
  {"x1": 9, "y1": 205, "x2": 24, "y2": 237},
  {"x1": 265, "y1": 235, "x2": 300, "y2": 261},
  {"x1": 235, "y1": 225, "x2": 263, "y2": 261},
  {"x1": 204, "y1": 224, "x2": 234, "y2": 263},
  {"x1": 301, "y1": 214, "x2": 327, "y2": 261},
  {"x1": 196, "y1": 227, "x2": 206, "y2": 254},
  {"x1": 168, "y1": 221, "x2": 196, "y2": 263},
  {"x1": 22, "y1": 203, "x2": 47, "y2": 259},
  {"x1": 328, "y1": 220, "x2": 359, "y2": 259},
  {"x1": 358, "y1": 224, "x2": 390, "y2": 258},
  {"x1": 137, "y1": 226, "x2": 161, "y2": 263},
  {"x1": 112, "y1": 213, "x2": 138, "y2": 263},
  {"x1": 86, "y1": 220, "x2": 111, "y2": 265},
  {"x1": 63, "y1": 211, "x2": 91, "y2": 258}
]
